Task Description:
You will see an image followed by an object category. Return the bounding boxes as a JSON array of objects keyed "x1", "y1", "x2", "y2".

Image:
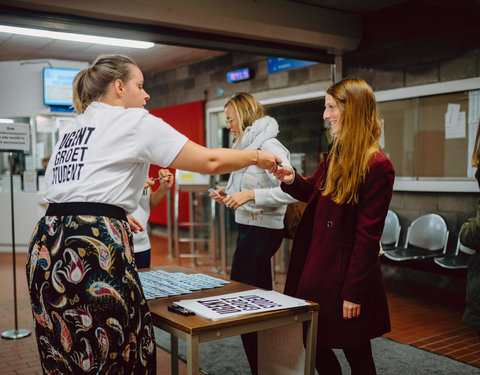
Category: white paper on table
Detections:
[{"x1": 174, "y1": 289, "x2": 310, "y2": 321}]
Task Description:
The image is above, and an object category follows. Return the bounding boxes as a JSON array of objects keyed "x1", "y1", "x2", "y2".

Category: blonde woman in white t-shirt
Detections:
[{"x1": 26, "y1": 54, "x2": 282, "y2": 375}]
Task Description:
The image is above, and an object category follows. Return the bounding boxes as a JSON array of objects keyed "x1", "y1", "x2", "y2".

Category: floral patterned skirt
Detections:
[{"x1": 26, "y1": 214, "x2": 156, "y2": 374}]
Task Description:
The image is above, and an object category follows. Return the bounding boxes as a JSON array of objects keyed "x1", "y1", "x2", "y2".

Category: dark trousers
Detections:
[
  {"x1": 134, "y1": 249, "x2": 151, "y2": 269},
  {"x1": 230, "y1": 224, "x2": 283, "y2": 290},
  {"x1": 230, "y1": 224, "x2": 284, "y2": 375},
  {"x1": 315, "y1": 341, "x2": 376, "y2": 375}
]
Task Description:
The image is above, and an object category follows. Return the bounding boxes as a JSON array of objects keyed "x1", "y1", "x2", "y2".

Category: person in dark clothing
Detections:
[{"x1": 459, "y1": 120, "x2": 480, "y2": 338}]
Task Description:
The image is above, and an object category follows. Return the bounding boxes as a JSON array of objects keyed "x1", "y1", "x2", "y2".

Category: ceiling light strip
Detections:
[{"x1": 0, "y1": 25, "x2": 154, "y2": 49}]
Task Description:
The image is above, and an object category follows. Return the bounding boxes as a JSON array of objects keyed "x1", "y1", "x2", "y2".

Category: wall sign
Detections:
[
  {"x1": 0, "y1": 123, "x2": 30, "y2": 152},
  {"x1": 226, "y1": 67, "x2": 252, "y2": 83},
  {"x1": 267, "y1": 57, "x2": 317, "y2": 74}
]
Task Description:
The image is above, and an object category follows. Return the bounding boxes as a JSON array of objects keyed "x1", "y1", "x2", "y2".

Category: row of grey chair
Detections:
[{"x1": 381, "y1": 210, "x2": 473, "y2": 270}]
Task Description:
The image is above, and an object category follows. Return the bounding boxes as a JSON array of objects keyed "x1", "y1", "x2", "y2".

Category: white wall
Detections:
[
  {"x1": 0, "y1": 59, "x2": 88, "y2": 118},
  {"x1": 0, "y1": 192, "x2": 45, "y2": 252}
]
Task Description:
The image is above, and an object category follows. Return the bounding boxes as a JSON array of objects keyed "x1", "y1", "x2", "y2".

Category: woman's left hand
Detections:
[
  {"x1": 223, "y1": 190, "x2": 254, "y2": 210},
  {"x1": 127, "y1": 215, "x2": 144, "y2": 234},
  {"x1": 343, "y1": 300, "x2": 361, "y2": 319}
]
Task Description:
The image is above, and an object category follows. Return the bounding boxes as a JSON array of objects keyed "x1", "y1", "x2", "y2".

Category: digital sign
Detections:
[
  {"x1": 43, "y1": 67, "x2": 81, "y2": 106},
  {"x1": 226, "y1": 67, "x2": 252, "y2": 83}
]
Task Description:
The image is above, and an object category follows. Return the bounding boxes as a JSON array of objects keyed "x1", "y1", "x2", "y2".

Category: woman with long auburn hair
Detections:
[{"x1": 274, "y1": 77, "x2": 395, "y2": 374}]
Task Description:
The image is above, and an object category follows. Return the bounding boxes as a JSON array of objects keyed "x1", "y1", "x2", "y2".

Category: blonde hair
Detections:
[
  {"x1": 224, "y1": 92, "x2": 265, "y2": 145},
  {"x1": 472, "y1": 120, "x2": 480, "y2": 167},
  {"x1": 73, "y1": 54, "x2": 137, "y2": 114},
  {"x1": 323, "y1": 77, "x2": 382, "y2": 205}
]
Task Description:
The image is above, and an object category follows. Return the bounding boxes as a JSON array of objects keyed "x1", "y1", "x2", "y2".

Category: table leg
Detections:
[
  {"x1": 170, "y1": 334, "x2": 179, "y2": 375},
  {"x1": 186, "y1": 334, "x2": 199, "y2": 375},
  {"x1": 304, "y1": 311, "x2": 318, "y2": 375}
]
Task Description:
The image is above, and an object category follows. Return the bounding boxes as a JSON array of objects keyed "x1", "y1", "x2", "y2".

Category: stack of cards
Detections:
[{"x1": 139, "y1": 269, "x2": 230, "y2": 300}]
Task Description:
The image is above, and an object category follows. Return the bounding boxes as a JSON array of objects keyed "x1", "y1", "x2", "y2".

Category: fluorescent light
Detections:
[
  {"x1": 0, "y1": 25, "x2": 154, "y2": 49},
  {"x1": 0, "y1": 119, "x2": 14, "y2": 123}
]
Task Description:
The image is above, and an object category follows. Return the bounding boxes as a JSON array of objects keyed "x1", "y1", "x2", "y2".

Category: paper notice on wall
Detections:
[
  {"x1": 23, "y1": 170, "x2": 37, "y2": 193},
  {"x1": 25, "y1": 156, "x2": 36, "y2": 171},
  {"x1": 468, "y1": 90, "x2": 480, "y2": 124},
  {"x1": 444, "y1": 104, "x2": 465, "y2": 139},
  {"x1": 174, "y1": 289, "x2": 309, "y2": 321},
  {"x1": 0, "y1": 123, "x2": 30, "y2": 152},
  {"x1": 468, "y1": 121, "x2": 479, "y2": 178}
]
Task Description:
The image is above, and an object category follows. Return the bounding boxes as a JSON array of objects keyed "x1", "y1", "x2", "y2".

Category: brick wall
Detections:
[{"x1": 144, "y1": 53, "x2": 331, "y2": 110}]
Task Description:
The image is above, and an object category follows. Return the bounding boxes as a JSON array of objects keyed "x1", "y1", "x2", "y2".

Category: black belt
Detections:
[{"x1": 46, "y1": 202, "x2": 127, "y2": 221}]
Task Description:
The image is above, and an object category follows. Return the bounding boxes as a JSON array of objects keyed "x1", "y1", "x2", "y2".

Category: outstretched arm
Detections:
[{"x1": 169, "y1": 140, "x2": 281, "y2": 175}]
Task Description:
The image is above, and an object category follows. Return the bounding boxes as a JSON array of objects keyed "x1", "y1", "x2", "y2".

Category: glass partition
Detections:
[
  {"x1": 379, "y1": 90, "x2": 474, "y2": 178},
  {"x1": 0, "y1": 113, "x2": 74, "y2": 192}
]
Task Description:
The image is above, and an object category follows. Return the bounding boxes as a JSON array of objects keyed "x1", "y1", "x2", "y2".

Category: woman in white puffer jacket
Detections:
[{"x1": 209, "y1": 92, "x2": 296, "y2": 375}]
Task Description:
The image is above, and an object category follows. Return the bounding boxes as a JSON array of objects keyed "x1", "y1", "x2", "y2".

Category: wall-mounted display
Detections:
[
  {"x1": 43, "y1": 67, "x2": 81, "y2": 107},
  {"x1": 226, "y1": 67, "x2": 252, "y2": 83}
]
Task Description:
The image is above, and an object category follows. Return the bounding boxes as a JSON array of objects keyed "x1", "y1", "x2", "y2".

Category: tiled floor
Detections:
[{"x1": 0, "y1": 233, "x2": 479, "y2": 374}]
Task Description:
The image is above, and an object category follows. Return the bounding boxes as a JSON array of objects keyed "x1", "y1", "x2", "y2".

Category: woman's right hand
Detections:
[
  {"x1": 272, "y1": 165, "x2": 294, "y2": 184},
  {"x1": 256, "y1": 150, "x2": 282, "y2": 172}
]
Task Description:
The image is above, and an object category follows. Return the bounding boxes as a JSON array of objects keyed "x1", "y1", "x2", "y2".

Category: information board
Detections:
[{"x1": 0, "y1": 123, "x2": 30, "y2": 152}]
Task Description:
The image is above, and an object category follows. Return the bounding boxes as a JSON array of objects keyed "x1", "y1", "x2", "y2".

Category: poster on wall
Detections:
[{"x1": 444, "y1": 103, "x2": 466, "y2": 139}]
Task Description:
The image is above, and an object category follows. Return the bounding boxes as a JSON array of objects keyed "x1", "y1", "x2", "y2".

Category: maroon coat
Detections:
[{"x1": 282, "y1": 151, "x2": 394, "y2": 348}]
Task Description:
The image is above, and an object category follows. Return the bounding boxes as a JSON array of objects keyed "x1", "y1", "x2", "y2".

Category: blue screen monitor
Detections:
[{"x1": 43, "y1": 67, "x2": 81, "y2": 106}]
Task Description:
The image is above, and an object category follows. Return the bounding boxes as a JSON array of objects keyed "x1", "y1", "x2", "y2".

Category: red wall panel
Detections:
[{"x1": 148, "y1": 100, "x2": 205, "y2": 225}]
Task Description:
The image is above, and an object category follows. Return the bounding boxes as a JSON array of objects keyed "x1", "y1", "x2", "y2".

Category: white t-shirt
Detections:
[
  {"x1": 131, "y1": 189, "x2": 151, "y2": 253},
  {"x1": 44, "y1": 102, "x2": 188, "y2": 214}
]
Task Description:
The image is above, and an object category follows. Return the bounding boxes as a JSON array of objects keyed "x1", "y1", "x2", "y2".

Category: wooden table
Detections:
[{"x1": 147, "y1": 265, "x2": 319, "y2": 375}]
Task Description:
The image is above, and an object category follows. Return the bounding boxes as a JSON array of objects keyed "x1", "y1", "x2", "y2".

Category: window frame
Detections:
[{"x1": 205, "y1": 77, "x2": 480, "y2": 192}]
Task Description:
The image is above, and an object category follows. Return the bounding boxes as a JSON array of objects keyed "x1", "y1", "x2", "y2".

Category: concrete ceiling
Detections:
[{"x1": 0, "y1": 0, "x2": 475, "y2": 74}]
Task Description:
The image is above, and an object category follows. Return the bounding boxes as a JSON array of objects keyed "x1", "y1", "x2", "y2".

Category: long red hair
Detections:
[{"x1": 323, "y1": 77, "x2": 382, "y2": 205}]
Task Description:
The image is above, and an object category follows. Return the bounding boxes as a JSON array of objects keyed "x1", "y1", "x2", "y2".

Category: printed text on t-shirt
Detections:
[{"x1": 51, "y1": 127, "x2": 95, "y2": 184}]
